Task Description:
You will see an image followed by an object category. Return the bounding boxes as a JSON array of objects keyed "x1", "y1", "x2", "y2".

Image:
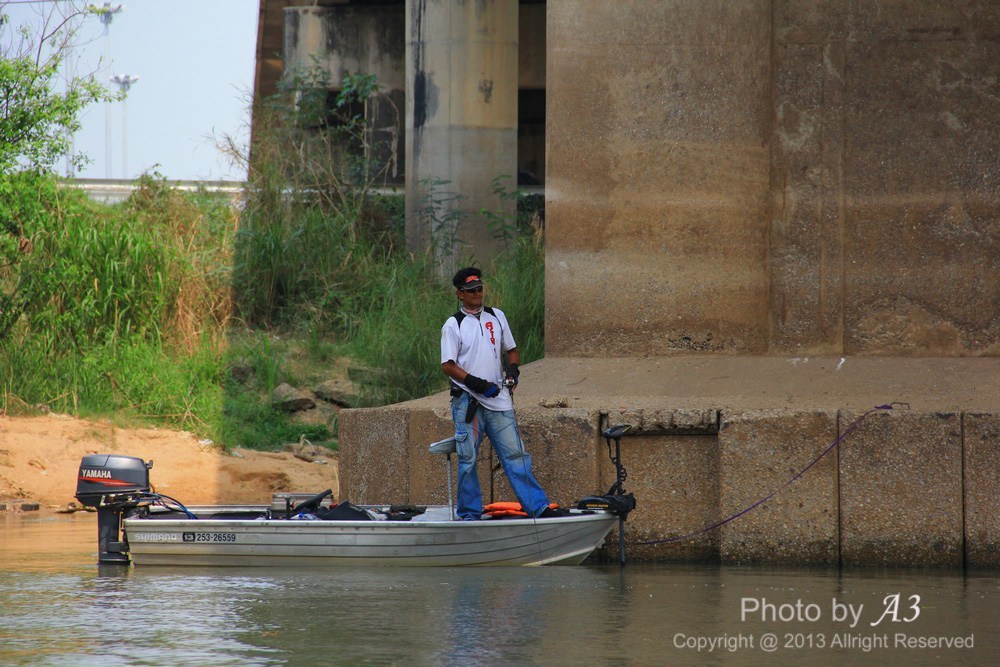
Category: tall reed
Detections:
[{"x1": 0, "y1": 172, "x2": 234, "y2": 433}]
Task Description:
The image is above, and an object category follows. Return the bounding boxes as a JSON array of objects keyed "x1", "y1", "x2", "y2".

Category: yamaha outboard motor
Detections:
[{"x1": 75, "y1": 454, "x2": 152, "y2": 563}]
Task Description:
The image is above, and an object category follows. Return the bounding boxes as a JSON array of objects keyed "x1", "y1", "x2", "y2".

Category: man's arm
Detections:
[
  {"x1": 442, "y1": 360, "x2": 500, "y2": 398},
  {"x1": 441, "y1": 360, "x2": 467, "y2": 382},
  {"x1": 504, "y1": 349, "x2": 520, "y2": 389}
]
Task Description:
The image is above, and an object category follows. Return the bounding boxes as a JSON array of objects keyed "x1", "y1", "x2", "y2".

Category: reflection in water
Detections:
[
  {"x1": 0, "y1": 514, "x2": 997, "y2": 665},
  {"x1": 210, "y1": 566, "x2": 637, "y2": 665}
]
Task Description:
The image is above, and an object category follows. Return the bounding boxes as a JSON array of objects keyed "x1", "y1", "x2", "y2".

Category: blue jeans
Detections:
[{"x1": 451, "y1": 392, "x2": 551, "y2": 519}]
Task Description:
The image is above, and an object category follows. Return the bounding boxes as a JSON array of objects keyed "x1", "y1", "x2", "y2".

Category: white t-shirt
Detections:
[{"x1": 441, "y1": 307, "x2": 516, "y2": 411}]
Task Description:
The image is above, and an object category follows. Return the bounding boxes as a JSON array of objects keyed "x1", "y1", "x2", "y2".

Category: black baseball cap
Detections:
[{"x1": 452, "y1": 267, "x2": 484, "y2": 290}]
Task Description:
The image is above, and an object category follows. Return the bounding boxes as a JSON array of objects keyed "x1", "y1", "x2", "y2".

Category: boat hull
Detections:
[{"x1": 123, "y1": 508, "x2": 617, "y2": 567}]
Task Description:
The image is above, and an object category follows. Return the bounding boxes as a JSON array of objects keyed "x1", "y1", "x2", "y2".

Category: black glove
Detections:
[
  {"x1": 505, "y1": 363, "x2": 519, "y2": 389},
  {"x1": 464, "y1": 374, "x2": 500, "y2": 398}
]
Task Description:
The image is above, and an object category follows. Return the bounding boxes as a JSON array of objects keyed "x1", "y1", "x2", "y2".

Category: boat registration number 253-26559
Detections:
[{"x1": 182, "y1": 532, "x2": 237, "y2": 543}]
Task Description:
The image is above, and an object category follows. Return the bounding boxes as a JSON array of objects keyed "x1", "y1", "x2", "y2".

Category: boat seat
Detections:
[
  {"x1": 428, "y1": 436, "x2": 456, "y2": 455},
  {"x1": 428, "y1": 437, "x2": 457, "y2": 521}
]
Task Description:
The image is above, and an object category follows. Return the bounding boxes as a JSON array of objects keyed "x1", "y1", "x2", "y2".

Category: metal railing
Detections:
[
  {"x1": 63, "y1": 178, "x2": 248, "y2": 204},
  {"x1": 63, "y1": 178, "x2": 542, "y2": 205}
]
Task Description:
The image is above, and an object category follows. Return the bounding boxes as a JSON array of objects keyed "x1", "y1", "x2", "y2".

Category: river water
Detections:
[{"x1": 1, "y1": 512, "x2": 997, "y2": 665}]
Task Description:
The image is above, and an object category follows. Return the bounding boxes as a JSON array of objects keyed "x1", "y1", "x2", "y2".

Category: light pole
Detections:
[
  {"x1": 96, "y1": 3, "x2": 124, "y2": 178},
  {"x1": 110, "y1": 74, "x2": 138, "y2": 179}
]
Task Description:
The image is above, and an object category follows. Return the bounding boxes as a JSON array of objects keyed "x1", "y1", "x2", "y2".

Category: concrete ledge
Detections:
[{"x1": 504, "y1": 357, "x2": 1000, "y2": 414}]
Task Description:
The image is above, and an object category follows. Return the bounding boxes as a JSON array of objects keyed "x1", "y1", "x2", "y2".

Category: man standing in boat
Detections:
[{"x1": 441, "y1": 266, "x2": 562, "y2": 520}]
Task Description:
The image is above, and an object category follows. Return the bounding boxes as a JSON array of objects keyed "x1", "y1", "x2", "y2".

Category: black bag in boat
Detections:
[
  {"x1": 384, "y1": 505, "x2": 426, "y2": 521},
  {"x1": 313, "y1": 501, "x2": 373, "y2": 521}
]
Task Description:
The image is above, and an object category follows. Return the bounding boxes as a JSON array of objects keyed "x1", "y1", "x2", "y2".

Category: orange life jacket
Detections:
[{"x1": 482, "y1": 502, "x2": 559, "y2": 518}]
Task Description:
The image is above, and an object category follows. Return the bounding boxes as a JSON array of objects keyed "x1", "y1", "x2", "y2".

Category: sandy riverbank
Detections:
[{"x1": 0, "y1": 414, "x2": 339, "y2": 510}]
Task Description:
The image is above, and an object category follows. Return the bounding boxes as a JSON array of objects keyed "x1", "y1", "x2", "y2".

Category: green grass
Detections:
[
  {"x1": 0, "y1": 170, "x2": 545, "y2": 451},
  {"x1": 0, "y1": 172, "x2": 234, "y2": 435}
]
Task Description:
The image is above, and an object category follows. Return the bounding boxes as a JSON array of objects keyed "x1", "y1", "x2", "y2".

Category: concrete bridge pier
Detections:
[{"x1": 404, "y1": 0, "x2": 519, "y2": 274}]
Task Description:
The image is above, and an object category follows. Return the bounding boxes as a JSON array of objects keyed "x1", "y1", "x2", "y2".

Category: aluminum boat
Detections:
[
  {"x1": 75, "y1": 431, "x2": 635, "y2": 567},
  {"x1": 120, "y1": 502, "x2": 619, "y2": 567}
]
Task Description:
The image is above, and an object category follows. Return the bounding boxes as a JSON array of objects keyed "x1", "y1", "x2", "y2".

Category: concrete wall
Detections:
[
  {"x1": 770, "y1": 2, "x2": 1000, "y2": 356},
  {"x1": 545, "y1": 0, "x2": 1000, "y2": 357},
  {"x1": 545, "y1": 1, "x2": 772, "y2": 356}
]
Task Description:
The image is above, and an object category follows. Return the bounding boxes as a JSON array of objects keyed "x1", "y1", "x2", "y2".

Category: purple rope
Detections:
[{"x1": 634, "y1": 403, "x2": 905, "y2": 546}]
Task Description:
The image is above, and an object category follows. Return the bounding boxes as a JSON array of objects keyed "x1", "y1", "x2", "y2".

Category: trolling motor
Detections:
[
  {"x1": 576, "y1": 424, "x2": 637, "y2": 566},
  {"x1": 75, "y1": 454, "x2": 153, "y2": 564}
]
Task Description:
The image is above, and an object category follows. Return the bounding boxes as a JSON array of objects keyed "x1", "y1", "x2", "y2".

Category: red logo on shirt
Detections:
[{"x1": 485, "y1": 321, "x2": 496, "y2": 345}]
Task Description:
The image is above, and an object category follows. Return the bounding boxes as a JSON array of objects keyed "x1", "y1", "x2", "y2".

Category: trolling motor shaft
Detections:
[{"x1": 576, "y1": 424, "x2": 637, "y2": 566}]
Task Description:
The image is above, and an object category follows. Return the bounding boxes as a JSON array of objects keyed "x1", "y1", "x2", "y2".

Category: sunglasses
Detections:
[{"x1": 460, "y1": 286, "x2": 484, "y2": 293}]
